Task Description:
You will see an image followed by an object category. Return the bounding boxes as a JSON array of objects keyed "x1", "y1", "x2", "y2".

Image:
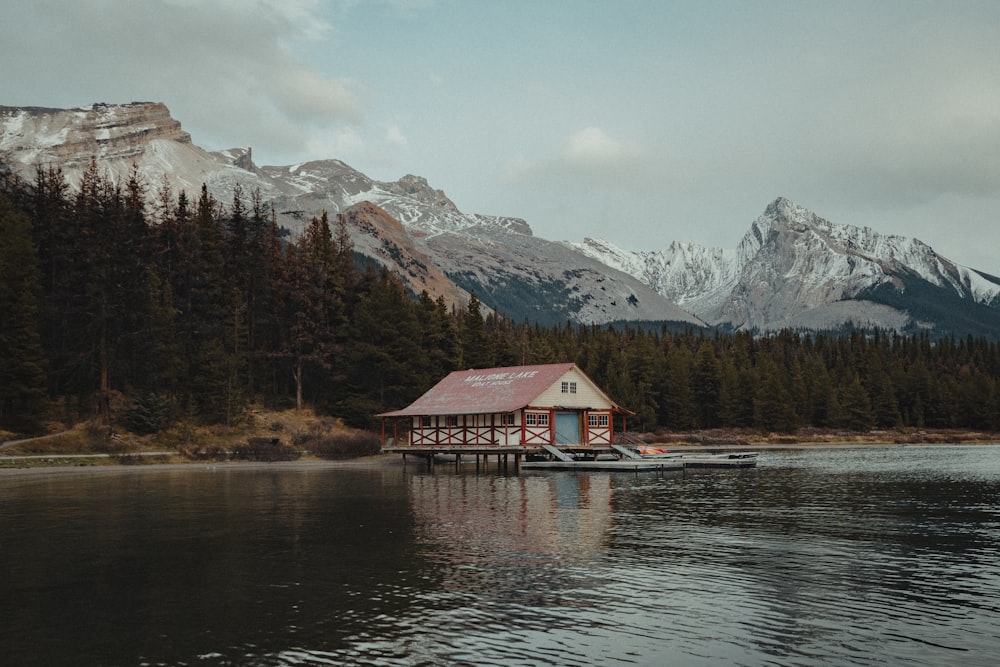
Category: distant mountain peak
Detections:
[
  {"x1": 577, "y1": 197, "x2": 1000, "y2": 334},
  {"x1": 764, "y1": 196, "x2": 800, "y2": 217},
  {"x1": 5, "y1": 102, "x2": 1000, "y2": 335},
  {"x1": 384, "y1": 173, "x2": 461, "y2": 214}
]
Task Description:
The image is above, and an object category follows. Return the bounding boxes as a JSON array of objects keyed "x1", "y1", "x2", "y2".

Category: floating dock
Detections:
[
  {"x1": 382, "y1": 443, "x2": 758, "y2": 472},
  {"x1": 521, "y1": 458, "x2": 684, "y2": 471}
]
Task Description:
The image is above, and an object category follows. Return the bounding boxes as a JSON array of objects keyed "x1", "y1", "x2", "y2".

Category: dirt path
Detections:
[{"x1": 0, "y1": 431, "x2": 73, "y2": 450}]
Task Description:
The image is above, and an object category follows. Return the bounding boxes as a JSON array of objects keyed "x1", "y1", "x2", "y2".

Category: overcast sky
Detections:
[{"x1": 3, "y1": 0, "x2": 999, "y2": 273}]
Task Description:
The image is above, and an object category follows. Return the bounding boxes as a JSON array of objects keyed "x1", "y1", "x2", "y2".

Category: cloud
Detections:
[
  {"x1": 753, "y1": 12, "x2": 1000, "y2": 214},
  {"x1": 505, "y1": 126, "x2": 653, "y2": 190},
  {"x1": 0, "y1": 0, "x2": 364, "y2": 164},
  {"x1": 304, "y1": 126, "x2": 366, "y2": 161},
  {"x1": 383, "y1": 124, "x2": 409, "y2": 149},
  {"x1": 562, "y1": 127, "x2": 645, "y2": 168},
  {"x1": 271, "y1": 69, "x2": 363, "y2": 124}
]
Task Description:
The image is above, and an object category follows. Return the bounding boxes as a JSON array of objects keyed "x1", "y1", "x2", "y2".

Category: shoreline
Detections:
[
  {"x1": 3, "y1": 439, "x2": 1000, "y2": 478},
  {"x1": 644, "y1": 427, "x2": 1000, "y2": 449},
  {"x1": 0, "y1": 454, "x2": 407, "y2": 478}
]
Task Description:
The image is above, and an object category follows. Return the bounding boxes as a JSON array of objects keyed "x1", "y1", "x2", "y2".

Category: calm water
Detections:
[{"x1": 2, "y1": 446, "x2": 999, "y2": 666}]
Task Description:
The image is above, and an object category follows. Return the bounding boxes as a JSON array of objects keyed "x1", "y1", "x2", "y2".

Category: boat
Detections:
[
  {"x1": 637, "y1": 446, "x2": 759, "y2": 468},
  {"x1": 671, "y1": 451, "x2": 759, "y2": 468},
  {"x1": 521, "y1": 444, "x2": 758, "y2": 471}
]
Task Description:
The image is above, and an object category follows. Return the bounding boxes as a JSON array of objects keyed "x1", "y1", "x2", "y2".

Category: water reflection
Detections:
[{"x1": 2, "y1": 447, "x2": 1000, "y2": 666}]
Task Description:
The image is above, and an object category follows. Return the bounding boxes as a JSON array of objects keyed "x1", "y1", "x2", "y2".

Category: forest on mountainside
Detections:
[{"x1": 2, "y1": 164, "x2": 1000, "y2": 437}]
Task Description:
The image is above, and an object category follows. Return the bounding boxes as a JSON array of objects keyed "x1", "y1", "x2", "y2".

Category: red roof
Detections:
[{"x1": 378, "y1": 362, "x2": 599, "y2": 417}]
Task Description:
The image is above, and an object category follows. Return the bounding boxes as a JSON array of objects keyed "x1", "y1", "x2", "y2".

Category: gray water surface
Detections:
[{"x1": 2, "y1": 446, "x2": 999, "y2": 666}]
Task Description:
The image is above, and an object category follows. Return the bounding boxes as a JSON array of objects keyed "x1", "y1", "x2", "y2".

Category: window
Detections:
[
  {"x1": 561, "y1": 381, "x2": 577, "y2": 394},
  {"x1": 525, "y1": 413, "x2": 549, "y2": 427},
  {"x1": 588, "y1": 414, "x2": 609, "y2": 427},
  {"x1": 501, "y1": 413, "x2": 515, "y2": 426},
  {"x1": 421, "y1": 416, "x2": 432, "y2": 428},
  {"x1": 446, "y1": 416, "x2": 458, "y2": 427}
]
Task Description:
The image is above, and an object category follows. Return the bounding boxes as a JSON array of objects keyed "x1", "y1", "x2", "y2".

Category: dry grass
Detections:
[
  {"x1": 1, "y1": 407, "x2": 373, "y2": 463},
  {"x1": 0, "y1": 424, "x2": 107, "y2": 454}
]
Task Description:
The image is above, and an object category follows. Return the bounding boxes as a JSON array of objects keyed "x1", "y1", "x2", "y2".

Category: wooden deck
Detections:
[
  {"x1": 381, "y1": 444, "x2": 758, "y2": 472},
  {"x1": 381, "y1": 444, "x2": 533, "y2": 470},
  {"x1": 521, "y1": 459, "x2": 684, "y2": 472}
]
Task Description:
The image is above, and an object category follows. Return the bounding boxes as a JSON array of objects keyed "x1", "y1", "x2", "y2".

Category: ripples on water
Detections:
[{"x1": 2, "y1": 446, "x2": 999, "y2": 666}]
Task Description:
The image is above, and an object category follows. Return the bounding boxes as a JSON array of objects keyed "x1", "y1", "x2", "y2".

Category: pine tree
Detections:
[
  {"x1": 692, "y1": 340, "x2": 721, "y2": 428},
  {"x1": 869, "y1": 370, "x2": 902, "y2": 428},
  {"x1": 114, "y1": 165, "x2": 155, "y2": 392},
  {"x1": 753, "y1": 357, "x2": 798, "y2": 433},
  {"x1": 660, "y1": 345, "x2": 695, "y2": 429},
  {"x1": 416, "y1": 291, "x2": 459, "y2": 381},
  {"x1": 459, "y1": 292, "x2": 492, "y2": 369},
  {"x1": 342, "y1": 271, "x2": 424, "y2": 424},
  {"x1": 31, "y1": 165, "x2": 88, "y2": 405},
  {"x1": 0, "y1": 194, "x2": 48, "y2": 432},
  {"x1": 275, "y1": 212, "x2": 346, "y2": 409},
  {"x1": 839, "y1": 375, "x2": 874, "y2": 431},
  {"x1": 622, "y1": 328, "x2": 661, "y2": 431}
]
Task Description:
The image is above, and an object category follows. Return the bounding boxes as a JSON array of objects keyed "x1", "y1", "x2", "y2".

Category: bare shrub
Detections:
[
  {"x1": 308, "y1": 432, "x2": 381, "y2": 460},
  {"x1": 230, "y1": 437, "x2": 301, "y2": 462},
  {"x1": 177, "y1": 444, "x2": 229, "y2": 461}
]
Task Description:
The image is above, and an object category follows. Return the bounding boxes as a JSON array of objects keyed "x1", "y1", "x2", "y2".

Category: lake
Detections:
[{"x1": 2, "y1": 445, "x2": 999, "y2": 666}]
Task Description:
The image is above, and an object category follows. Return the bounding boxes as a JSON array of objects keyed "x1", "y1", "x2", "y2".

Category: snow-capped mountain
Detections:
[
  {"x1": 574, "y1": 197, "x2": 1000, "y2": 333},
  {"x1": 3, "y1": 102, "x2": 999, "y2": 336},
  {"x1": 0, "y1": 102, "x2": 701, "y2": 327}
]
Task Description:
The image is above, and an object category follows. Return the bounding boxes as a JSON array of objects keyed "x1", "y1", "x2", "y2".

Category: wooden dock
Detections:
[
  {"x1": 381, "y1": 444, "x2": 532, "y2": 470},
  {"x1": 382, "y1": 444, "x2": 758, "y2": 472},
  {"x1": 520, "y1": 459, "x2": 684, "y2": 471}
]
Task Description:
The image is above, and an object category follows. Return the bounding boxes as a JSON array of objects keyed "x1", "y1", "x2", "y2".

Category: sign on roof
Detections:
[
  {"x1": 379, "y1": 362, "x2": 622, "y2": 417},
  {"x1": 464, "y1": 369, "x2": 539, "y2": 388}
]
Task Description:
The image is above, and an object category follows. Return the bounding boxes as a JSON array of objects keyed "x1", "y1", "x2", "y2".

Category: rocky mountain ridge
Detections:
[
  {"x1": 574, "y1": 198, "x2": 1000, "y2": 334},
  {"x1": 3, "y1": 101, "x2": 999, "y2": 336},
  {"x1": 1, "y1": 102, "x2": 695, "y2": 326}
]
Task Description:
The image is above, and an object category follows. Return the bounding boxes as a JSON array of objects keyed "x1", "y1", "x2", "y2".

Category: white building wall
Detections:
[
  {"x1": 534, "y1": 368, "x2": 613, "y2": 409},
  {"x1": 409, "y1": 411, "x2": 526, "y2": 446}
]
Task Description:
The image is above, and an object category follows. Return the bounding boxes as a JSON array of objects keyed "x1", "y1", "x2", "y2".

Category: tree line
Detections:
[{"x1": 1, "y1": 164, "x2": 999, "y2": 436}]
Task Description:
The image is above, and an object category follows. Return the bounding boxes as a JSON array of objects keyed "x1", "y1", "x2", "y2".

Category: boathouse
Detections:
[{"x1": 377, "y1": 362, "x2": 632, "y2": 451}]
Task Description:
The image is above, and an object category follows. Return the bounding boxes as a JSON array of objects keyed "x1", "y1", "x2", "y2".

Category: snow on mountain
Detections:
[
  {"x1": 428, "y1": 225, "x2": 705, "y2": 327},
  {"x1": 575, "y1": 197, "x2": 1000, "y2": 332},
  {"x1": 1, "y1": 101, "x2": 697, "y2": 326},
  {"x1": 572, "y1": 237, "x2": 740, "y2": 316},
  {"x1": 0, "y1": 104, "x2": 525, "y2": 240},
  {"x1": 4, "y1": 102, "x2": 999, "y2": 334}
]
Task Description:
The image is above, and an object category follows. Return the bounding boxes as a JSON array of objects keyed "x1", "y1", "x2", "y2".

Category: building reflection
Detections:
[{"x1": 406, "y1": 471, "x2": 614, "y2": 566}]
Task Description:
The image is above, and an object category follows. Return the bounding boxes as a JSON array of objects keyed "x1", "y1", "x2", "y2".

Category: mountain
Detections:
[
  {"x1": 574, "y1": 197, "x2": 1000, "y2": 336},
  {"x1": 1, "y1": 102, "x2": 700, "y2": 327},
  {"x1": 3, "y1": 102, "x2": 999, "y2": 336}
]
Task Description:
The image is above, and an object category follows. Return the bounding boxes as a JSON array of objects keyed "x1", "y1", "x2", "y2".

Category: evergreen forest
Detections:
[{"x1": 2, "y1": 164, "x2": 1000, "y2": 437}]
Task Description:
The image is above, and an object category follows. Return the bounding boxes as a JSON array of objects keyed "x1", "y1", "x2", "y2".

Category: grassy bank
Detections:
[
  {"x1": 0, "y1": 408, "x2": 381, "y2": 469},
  {"x1": 4, "y1": 416, "x2": 999, "y2": 470}
]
